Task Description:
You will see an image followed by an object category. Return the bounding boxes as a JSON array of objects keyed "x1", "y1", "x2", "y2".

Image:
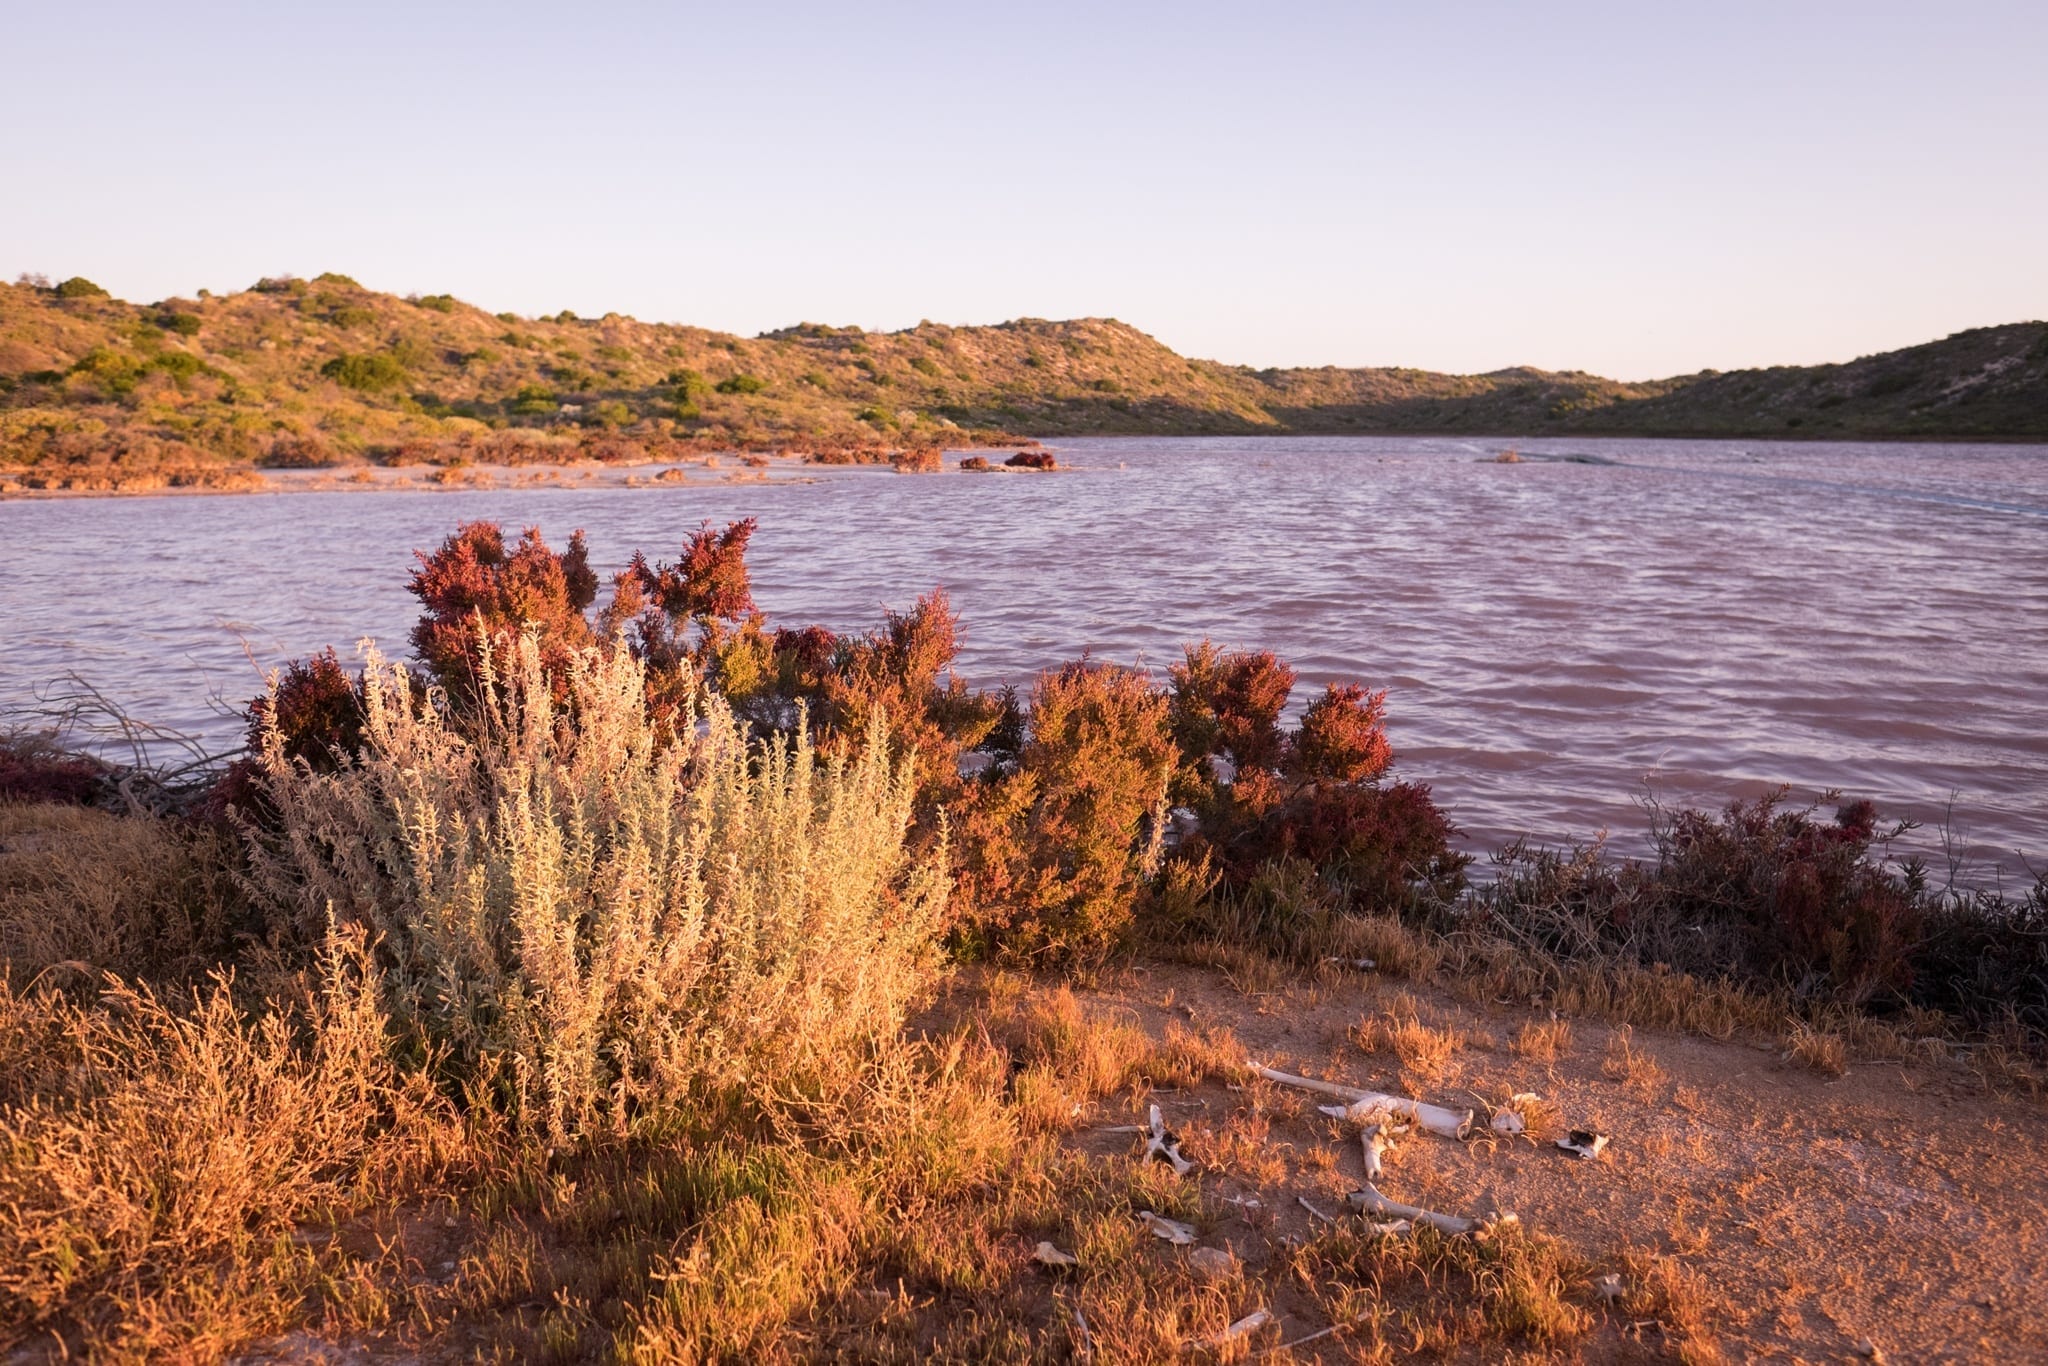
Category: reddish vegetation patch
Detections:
[
  {"x1": 1004, "y1": 450, "x2": 1057, "y2": 470},
  {"x1": 0, "y1": 739, "x2": 104, "y2": 805}
]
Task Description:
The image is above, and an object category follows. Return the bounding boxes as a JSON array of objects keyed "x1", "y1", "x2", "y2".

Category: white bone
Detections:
[
  {"x1": 1363, "y1": 1218, "x2": 1413, "y2": 1236},
  {"x1": 1034, "y1": 1241, "x2": 1078, "y2": 1268},
  {"x1": 1346, "y1": 1185, "x2": 1478, "y2": 1234},
  {"x1": 1362, "y1": 1123, "x2": 1391, "y2": 1180},
  {"x1": 1216, "y1": 1309, "x2": 1270, "y2": 1342},
  {"x1": 1296, "y1": 1196, "x2": 1338, "y2": 1225},
  {"x1": 1142, "y1": 1103, "x2": 1194, "y2": 1177},
  {"x1": 1248, "y1": 1061, "x2": 1473, "y2": 1138},
  {"x1": 1139, "y1": 1210, "x2": 1197, "y2": 1244},
  {"x1": 1557, "y1": 1129, "x2": 1609, "y2": 1160}
]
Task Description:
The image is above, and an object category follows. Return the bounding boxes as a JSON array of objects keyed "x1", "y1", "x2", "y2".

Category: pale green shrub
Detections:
[{"x1": 245, "y1": 635, "x2": 948, "y2": 1141}]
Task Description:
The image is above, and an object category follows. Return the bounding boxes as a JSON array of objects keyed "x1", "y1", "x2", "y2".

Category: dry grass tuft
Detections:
[
  {"x1": 0, "y1": 934, "x2": 460, "y2": 1360},
  {"x1": 1780, "y1": 1021, "x2": 1850, "y2": 1076},
  {"x1": 1354, "y1": 1009, "x2": 1465, "y2": 1088},
  {"x1": 0, "y1": 803, "x2": 242, "y2": 988},
  {"x1": 1511, "y1": 1016, "x2": 1574, "y2": 1064},
  {"x1": 1601, "y1": 1028, "x2": 1669, "y2": 1099}
]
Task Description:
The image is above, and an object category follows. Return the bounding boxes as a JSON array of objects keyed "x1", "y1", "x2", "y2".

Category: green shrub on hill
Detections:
[
  {"x1": 53, "y1": 277, "x2": 109, "y2": 299},
  {"x1": 319, "y1": 353, "x2": 408, "y2": 392},
  {"x1": 716, "y1": 373, "x2": 766, "y2": 395}
]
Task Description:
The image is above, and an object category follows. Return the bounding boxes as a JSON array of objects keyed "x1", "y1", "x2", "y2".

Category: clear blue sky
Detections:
[{"x1": 5, "y1": 1, "x2": 2043, "y2": 379}]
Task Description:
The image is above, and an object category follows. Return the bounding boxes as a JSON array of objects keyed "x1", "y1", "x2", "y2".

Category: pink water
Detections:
[{"x1": 5, "y1": 435, "x2": 2045, "y2": 876}]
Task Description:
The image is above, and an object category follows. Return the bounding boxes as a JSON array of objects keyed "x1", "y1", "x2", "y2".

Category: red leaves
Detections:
[
  {"x1": 247, "y1": 648, "x2": 364, "y2": 765},
  {"x1": 630, "y1": 518, "x2": 757, "y2": 626},
  {"x1": 1168, "y1": 642, "x2": 1295, "y2": 778},
  {"x1": 1296, "y1": 684, "x2": 1392, "y2": 785},
  {"x1": 407, "y1": 522, "x2": 596, "y2": 697}
]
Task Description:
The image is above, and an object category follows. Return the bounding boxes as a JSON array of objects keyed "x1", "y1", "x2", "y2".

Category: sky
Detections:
[{"x1": 4, "y1": 1, "x2": 2044, "y2": 379}]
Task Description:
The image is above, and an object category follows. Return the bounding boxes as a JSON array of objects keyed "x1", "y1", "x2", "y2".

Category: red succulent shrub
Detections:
[
  {"x1": 0, "y1": 736, "x2": 105, "y2": 805},
  {"x1": 1003, "y1": 450, "x2": 1057, "y2": 470},
  {"x1": 1657, "y1": 791, "x2": 1922, "y2": 1003},
  {"x1": 248, "y1": 648, "x2": 365, "y2": 766},
  {"x1": 821, "y1": 590, "x2": 1003, "y2": 810},
  {"x1": 210, "y1": 648, "x2": 371, "y2": 821},
  {"x1": 955, "y1": 661, "x2": 1175, "y2": 963},
  {"x1": 408, "y1": 522, "x2": 597, "y2": 699},
  {"x1": 1293, "y1": 683, "x2": 1392, "y2": 784},
  {"x1": 1168, "y1": 641, "x2": 1296, "y2": 779},
  {"x1": 630, "y1": 518, "x2": 757, "y2": 627}
]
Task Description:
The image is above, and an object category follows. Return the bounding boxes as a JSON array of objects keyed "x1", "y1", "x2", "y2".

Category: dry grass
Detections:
[
  {"x1": 1512, "y1": 1017, "x2": 1575, "y2": 1064},
  {"x1": 0, "y1": 935, "x2": 462, "y2": 1360},
  {"x1": 1780, "y1": 1021, "x2": 1850, "y2": 1076},
  {"x1": 1602, "y1": 1028, "x2": 1669, "y2": 1100},
  {"x1": 0, "y1": 802, "x2": 241, "y2": 988},
  {"x1": 1353, "y1": 1008, "x2": 1465, "y2": 1089}
]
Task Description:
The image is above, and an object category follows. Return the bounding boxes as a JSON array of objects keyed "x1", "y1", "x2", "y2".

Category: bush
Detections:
[
  {"x1": 1004, "y1": 450, "x2": 1056, "y2": 470},
  {"x1": 243, "y1": 638, "x2": 947, "y2": 1142},
  {"x1": 955, "y1": 662, "x2": 1175, "y2": 963},
  {"x1": 958, "y1": 456, "x2": 992, "y2": 472},
  {"x1": 154, "y1": 311, "x2": 202, "y2": 336},
  {"x1": 313, "y1": 271, "x2": 360, "y2": 287},
  {"x1": 892, "y1": 447, "x2": 942, "y2": 473},
  {"x1": 0, "y1": 734, "x2": 106, "y2": 805},
  {"x1": 716, "y1": 373, "x2": 766, "y2": 395},
  {"x1": 53, "y1": 276, "x2": 109, "y2": 299},
  {"x1": 319, "y1": 352, "x2": 408, "y2": 392},
  {"x1": 1469, "y1": 792, "x2": 1934, "y2": 1009},
  {"x1": 413, "y1": 293, "x2": 457, "y2": 312},
  {"x1": 1168, "y1": 640, "x2": 1294, "y2": 777},
  {"x1": 511, "y1": 381, "x2": 557, "y2": 414},
  {"x1": 407, "y1": 521, "x2": 598, "y2": 701}
]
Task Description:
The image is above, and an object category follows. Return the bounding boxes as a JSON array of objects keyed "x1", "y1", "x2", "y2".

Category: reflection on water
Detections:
[{"x1": 5, "y1": 435, "x2": 2045, "y2": 874}]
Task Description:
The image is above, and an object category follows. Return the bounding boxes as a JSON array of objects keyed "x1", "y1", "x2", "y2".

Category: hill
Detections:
[{"x1": 2, "y1": 272, "x2": 2043, "y2": 490}]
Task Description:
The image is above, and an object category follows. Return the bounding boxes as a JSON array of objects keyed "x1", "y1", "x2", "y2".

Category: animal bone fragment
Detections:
[
  {"x1": 1248, "y1": 1061, "x2": 1472, "y2": 1138},
  {"x1": 1138, "y1": 1210, "x2": 1198, "y2": 1244},
  {"x1": 1361, "y1": 1123, "x2": 1393, "y2": 1180},
  {"x1": 1214, "y1": 1309, "x2": 1271, "y2": 1343},
  {"x1": 1142, "y1": 1104, "x2": 1194, "y2": 1176},
  {"x1": 1491, "y1": 1092, "x2": 1542, "y2": 1135},
  {"x1": 1223, "y1": 1194, "x2": 1263, "y2": 1211},
  {"x1": 1321, "y1": 956, "x2": 1377, "y2": 970},
  {"x1": 1594, "y1": 1273, "x2": 1625, "y2": 1302},
  {"x1": 1363, "y1": 1218, "x2": 1413, "y2": 1236},
  {"x1": 1296, "y1": 1196, "x2": 1339, "y2": 1225},
  {"x1": 1557, "y1": 1129, "x2": 1610, "y2": 1160},
  {"x1": 1346, "y1": 1185, "x2": 1479, "y2": 1235},
  {"x1": 1034, "y1": 1241, "x2": 1079, "y2": 1268},
  {"x1": 1187, "y1": 1245, "x2": 1237, "y2": 1280}
]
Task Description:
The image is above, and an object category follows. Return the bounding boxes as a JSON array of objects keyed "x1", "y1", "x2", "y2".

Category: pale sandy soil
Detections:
[
  {"x1": 1054, "y1": 961, "x2": 2046, "y2": 1363},
  {"x1": 210, "y1": 959, "x2": 2045, "y2": 1364},
  {"x1": 0, "y1": 456, "x2": 824, "y2": 499}
]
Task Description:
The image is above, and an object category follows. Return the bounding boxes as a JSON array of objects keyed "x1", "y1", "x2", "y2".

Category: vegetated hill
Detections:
[{"x1": 2, "y1": 272, "x2": 2043, "y2": 488}]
